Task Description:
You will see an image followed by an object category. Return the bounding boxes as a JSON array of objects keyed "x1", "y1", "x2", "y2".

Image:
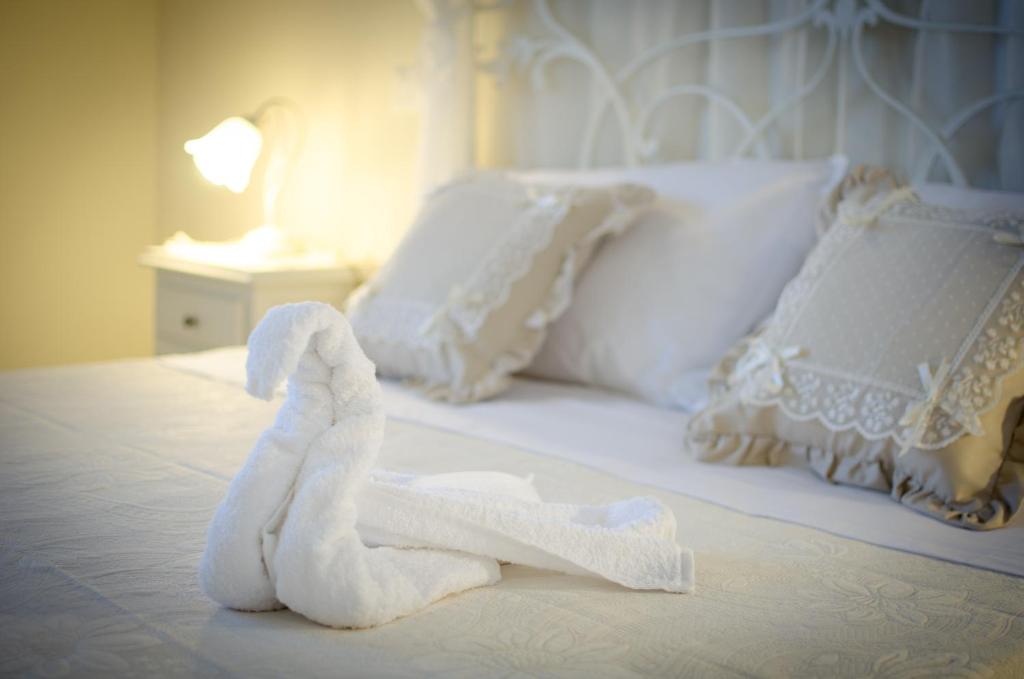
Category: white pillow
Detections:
[
  {"x1": 347, "y1": 172, "x2": 654, "y2": 403},
  {"x1": 522, "y1": 157, "x2": 847, "y2": 409}
]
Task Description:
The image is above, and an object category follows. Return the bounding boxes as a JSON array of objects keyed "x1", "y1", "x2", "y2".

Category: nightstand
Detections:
[{"x1": 139, "y1": 247, "x2": 358, "y2": 354}]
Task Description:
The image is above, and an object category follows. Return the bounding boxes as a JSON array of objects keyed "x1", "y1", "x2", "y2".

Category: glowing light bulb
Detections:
[{"x1": 183, "y1": 116, "x2": 263, "y2": 193}]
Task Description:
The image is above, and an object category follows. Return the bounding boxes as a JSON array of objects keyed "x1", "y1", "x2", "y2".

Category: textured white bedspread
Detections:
[
  {"x1": 2, "y1": 356, "x2": 1023, "y2": 677},
  {"x1": 168, "y1": 347, "x2": 1024, "y2": 577}
]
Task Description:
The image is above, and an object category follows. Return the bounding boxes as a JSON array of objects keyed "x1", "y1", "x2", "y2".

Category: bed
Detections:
[
  {"x1": 4, "y1": 1, "x2": 1024, "y2": 676},
  {"x1": 2, "y1": 350, "x2": 1023, "y2": 677}
]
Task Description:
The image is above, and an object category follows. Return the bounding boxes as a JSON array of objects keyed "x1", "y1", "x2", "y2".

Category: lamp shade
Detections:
[{"x1": 184, "y1": 116, "x2": 263, "y2": 193}]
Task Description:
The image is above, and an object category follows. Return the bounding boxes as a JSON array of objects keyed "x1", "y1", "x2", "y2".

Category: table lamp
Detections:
[{"x1": 181, "y1": 97, "x2": 306, "y2": 261}]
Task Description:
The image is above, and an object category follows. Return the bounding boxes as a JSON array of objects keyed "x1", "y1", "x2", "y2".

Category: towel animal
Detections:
[{"x1": 200, "y1": 302, "x2": 692, "y2": 629}]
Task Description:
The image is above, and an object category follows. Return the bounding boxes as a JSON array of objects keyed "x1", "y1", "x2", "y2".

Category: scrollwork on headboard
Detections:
[{"x1": 477, "y1": 0, "x2": 1023, "y2": 189}]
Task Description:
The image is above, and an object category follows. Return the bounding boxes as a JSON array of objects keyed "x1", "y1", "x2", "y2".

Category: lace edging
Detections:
[
  {"x1": 440, "y1": 185, "x2": 574, "y2": 341},
  {"x1": 437, "y1": 181, "x2": 652, "y2": 341},
  {"x1": 725, "y1": 195, "x2": 1024, "y2": 451},
  {"x1": 421, "y1": 185, "x2": 651, "y2": 402}
]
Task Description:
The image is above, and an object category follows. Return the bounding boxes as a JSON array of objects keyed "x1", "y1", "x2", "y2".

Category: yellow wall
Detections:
[
  {"x1": 0, "y1": 0, "x2": 423, "y2": 370},
  {"x1": 158, "y1": 0, "x2": 423, "y2": 268},
  {"x1": 0, "y1": 0, "x2": 158, "y2": 369}
]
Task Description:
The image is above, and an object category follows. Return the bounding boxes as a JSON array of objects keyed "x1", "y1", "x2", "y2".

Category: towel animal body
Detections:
[{"x1": 200, "y1": 302, "x2": 693, "y2": 629}]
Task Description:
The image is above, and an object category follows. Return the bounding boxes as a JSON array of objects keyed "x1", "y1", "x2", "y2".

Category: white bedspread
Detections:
[
  {"x1": 2, "y1": 353, "x2": 1023, "y2": 677},
  {"x1": 167, "y1": 346, "x2": 1024, "y2": 577}
]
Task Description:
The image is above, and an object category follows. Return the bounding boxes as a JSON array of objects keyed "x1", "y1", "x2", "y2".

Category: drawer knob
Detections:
[{"x1": 182, "y1": 315, "x2": 200, "y2": 329}]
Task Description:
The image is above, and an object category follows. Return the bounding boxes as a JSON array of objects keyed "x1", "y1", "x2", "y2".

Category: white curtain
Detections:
[
  {"x1": 415, "y1": 0, "x2": 1024, "y2": 191},
  {"x1": 414, "y1": 0, "x2": 477, "y2": 196}
]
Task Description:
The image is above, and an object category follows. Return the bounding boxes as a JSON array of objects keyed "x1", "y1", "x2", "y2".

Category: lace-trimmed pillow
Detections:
[
  {"x1": 684, "y1": 183, "x2": 1024, "y2": 529},
  {"x1": 346, "y1": 172, "x2": 654, "y2": 402}
]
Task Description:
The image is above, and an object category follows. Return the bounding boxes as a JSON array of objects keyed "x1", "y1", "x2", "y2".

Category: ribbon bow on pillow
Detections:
[
  {"x1": 730, "y1": 338, "x2": 805, "y2": 394},
  {"x1": 897, "y1": 358, "x2": 984, "y2": 457}
]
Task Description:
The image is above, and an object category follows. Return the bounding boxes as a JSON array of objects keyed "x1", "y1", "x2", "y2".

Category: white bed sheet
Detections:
[{"x1": 163, "y1": 346, "x2": 1024, "y2": 577}]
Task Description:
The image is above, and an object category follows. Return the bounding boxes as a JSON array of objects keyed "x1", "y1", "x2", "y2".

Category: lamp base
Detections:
[
  {"x1": 161, "y1": 225, "x2": 336, "y2": 272},
  {"x1": 238, "y1": 224, "x2": 303, "y2": 258}
]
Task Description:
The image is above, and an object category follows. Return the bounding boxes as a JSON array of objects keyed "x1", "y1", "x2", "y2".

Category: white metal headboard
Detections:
[{"x1": 471, "y1": 0, "x2": 1023, "y2": 189}]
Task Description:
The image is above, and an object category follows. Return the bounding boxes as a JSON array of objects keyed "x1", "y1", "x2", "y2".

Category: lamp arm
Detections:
[{"x1": 249, "y1": 97, "x2": 306, "y2": 228}]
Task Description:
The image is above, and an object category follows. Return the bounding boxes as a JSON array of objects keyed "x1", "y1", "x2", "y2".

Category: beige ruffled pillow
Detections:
[
  {"x1": 347, "y1": 172, "x2": 654, "y2": 402},
  {"x1": 684, "y1": 173, "x2": 1024, "y2": 529}
]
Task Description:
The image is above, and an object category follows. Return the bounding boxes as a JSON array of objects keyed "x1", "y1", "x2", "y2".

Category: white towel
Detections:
[
  {"x1": 199, "y1": 302, "x2": 498, "y2": 628},
  {"x1": 200, "y1": 302, "x2": 692, "y2": 629},
  {"x1": 358, "y1": 471, "x2": 693, "y2": 592}
]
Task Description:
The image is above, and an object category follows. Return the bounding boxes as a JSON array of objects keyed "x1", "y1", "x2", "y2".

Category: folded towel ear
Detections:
[
  {"x1": 245, "y1": 302, "x2": 343, "y2": 400},
  {"x1": 201, "y1": 300, "x2": 385, "y2": 614}
]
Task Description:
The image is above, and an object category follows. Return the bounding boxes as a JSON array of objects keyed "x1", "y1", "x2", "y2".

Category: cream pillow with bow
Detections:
[
  {"x1": 685, "y1": 174, "x2": 1024, "y2": 529},
  {"x1": 347, "y1": 172, "x2": 654, "y2": 402}
]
